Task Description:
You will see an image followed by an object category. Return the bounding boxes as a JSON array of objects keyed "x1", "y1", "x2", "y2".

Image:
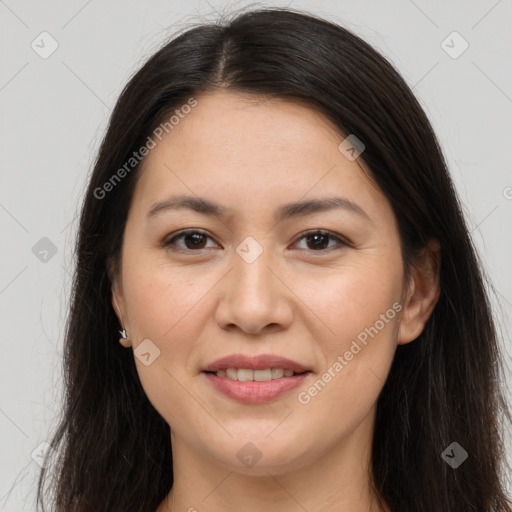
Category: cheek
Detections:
[
  {"x1": 121, "y1": 259, "x2": 206, "y2": 423},
  {"x1": 294, "y1": 256, "x2": 401, "y2": 412},
  {"x1": 296, "y1": 298, "x2": 398, "y2": 436},
  {"x1": 294, "y1": 249, "x2": 403, "y2": 340},
  {"x1": 123, "y1": 255, "x2": 212, "y2": 342}
]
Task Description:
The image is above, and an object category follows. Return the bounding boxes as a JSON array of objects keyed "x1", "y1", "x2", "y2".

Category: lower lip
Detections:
[{"x1": 203, "y1": 372, "x2": 311, "y2": 404}]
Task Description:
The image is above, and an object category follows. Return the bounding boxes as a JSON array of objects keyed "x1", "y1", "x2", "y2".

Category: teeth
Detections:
[
  {"x1": 271, "y1": 368, "x2": 284, "y2": 379},
  {"x1": 254, "y1": 369, "x2": 272, "y2": 381},
  {"x1": 216, "y1": 368, "x2": 300, "y2": 381},
  {"x1": 237, "y1": 369, "x2": 254, "y2": 382},
  {"x1": 226, "y1": 368, "x2": 238, "y2": 380}
]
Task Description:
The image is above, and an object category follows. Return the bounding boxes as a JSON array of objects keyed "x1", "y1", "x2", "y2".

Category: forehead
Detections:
[
  {"x1": 141, "y1": 90, "x2": 348, "y2": 178},
  {"x1": 172, "y1": 90, "x2": 342, "y2": 157},
  {"x1": 129, "y1": 90, "x2": 390, "y2": 225}
]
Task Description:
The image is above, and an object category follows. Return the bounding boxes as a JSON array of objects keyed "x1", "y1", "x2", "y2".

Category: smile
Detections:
[
  {"x1": 215, "y1": 368, "x2": 307, "y2": 380},
  {"x1": 203, "y1": 370, "x2": 311, "y2": 404}
]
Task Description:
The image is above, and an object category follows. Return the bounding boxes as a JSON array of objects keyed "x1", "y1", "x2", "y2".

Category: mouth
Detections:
[
  {"x1": 201, "y1": 354, "x2": 313, "y2": 404},
  {"x1": 204, "y1": 368, "x2": 311, "y2": 381},
  {"x1": 202, "y1": 353, "x2": 312, "y2": 374}
]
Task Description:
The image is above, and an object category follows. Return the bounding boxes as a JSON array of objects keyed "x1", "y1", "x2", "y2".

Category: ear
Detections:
[
  {"x1": 110, "y1": 272, "x2": 132, "y2": 348},
  {"x1": 397, "y1": 238, "x2": 441, "y2": 345}
]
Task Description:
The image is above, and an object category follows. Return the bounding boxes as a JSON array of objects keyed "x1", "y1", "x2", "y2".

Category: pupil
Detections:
[
  {"x1": 186, "y1": 233, "x2": 206, "y2": 249},
  {"x1": 308, "y1": 234, "x2": 328, "y2": 250}
]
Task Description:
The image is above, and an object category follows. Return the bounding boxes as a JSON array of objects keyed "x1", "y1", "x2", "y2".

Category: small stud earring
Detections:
[
  {"x1": 113, "y1": 296, "x2": 132, "y2": 348},
  {"x1": 119, "y1": 328, "x2": 132, "y2": 348}
]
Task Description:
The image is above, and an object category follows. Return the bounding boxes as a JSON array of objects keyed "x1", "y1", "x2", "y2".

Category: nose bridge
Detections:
[
  {"x1": 232, "y1": 234, "x2": 277, "y2": 303},
  {"x1": 215, "y1": 234, "x2": 292, "y2": 334}
]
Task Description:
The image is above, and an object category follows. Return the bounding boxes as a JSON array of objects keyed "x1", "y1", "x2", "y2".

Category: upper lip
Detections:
[{"x1": 203, "y1": 354, "x2": 311, "y2": 373}]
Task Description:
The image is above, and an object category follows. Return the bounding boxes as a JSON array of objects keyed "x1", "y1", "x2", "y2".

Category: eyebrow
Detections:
[{"x1": 146, "y1": 194, "x2": 372, "y2": 223}]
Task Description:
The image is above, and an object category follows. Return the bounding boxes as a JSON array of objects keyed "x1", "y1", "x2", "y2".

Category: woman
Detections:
[{"x1": 37, "y1": 6, "x2": 512, "y2": 511}]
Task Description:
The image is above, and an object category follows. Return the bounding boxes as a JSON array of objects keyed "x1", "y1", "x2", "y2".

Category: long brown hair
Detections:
[{"x1": 36, "y1": 6, "x2": 512, "y2": 511}]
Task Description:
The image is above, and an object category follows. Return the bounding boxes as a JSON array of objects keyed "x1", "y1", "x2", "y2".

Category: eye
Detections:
[
  {"x1": 292, "y1": 230, "x2": 349, "y2": 252},
  {"x1": 163, "y1": 229, "x2": 349, "y2": 254},
  {"x1": 163, "y1": 229, "x2": 218, "y2": 253}
]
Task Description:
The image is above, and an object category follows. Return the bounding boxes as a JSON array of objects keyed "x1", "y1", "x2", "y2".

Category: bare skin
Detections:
[{"x1": 111, "y1": 90, "x2": 440, "y2": 512}]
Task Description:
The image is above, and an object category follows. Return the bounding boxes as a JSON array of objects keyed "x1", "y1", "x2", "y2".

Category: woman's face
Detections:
[{"x1": 112, "y1": 90, "x2": 415, "y2": 475}]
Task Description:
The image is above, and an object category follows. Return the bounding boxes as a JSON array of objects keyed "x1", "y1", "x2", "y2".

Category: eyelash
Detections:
[{"x1": 162, "y1": 229, "x2": 350, "y2": 254}]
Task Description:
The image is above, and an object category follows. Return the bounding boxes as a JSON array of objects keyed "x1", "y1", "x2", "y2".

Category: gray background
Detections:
[{"x1": 1, "y1": 0, "x2": 511, "y2": 509}]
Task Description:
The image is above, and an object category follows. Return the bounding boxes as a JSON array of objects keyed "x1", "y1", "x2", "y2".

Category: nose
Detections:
[{"x1": 214, "y1": 242, "x2": 294, "y2": 336}]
